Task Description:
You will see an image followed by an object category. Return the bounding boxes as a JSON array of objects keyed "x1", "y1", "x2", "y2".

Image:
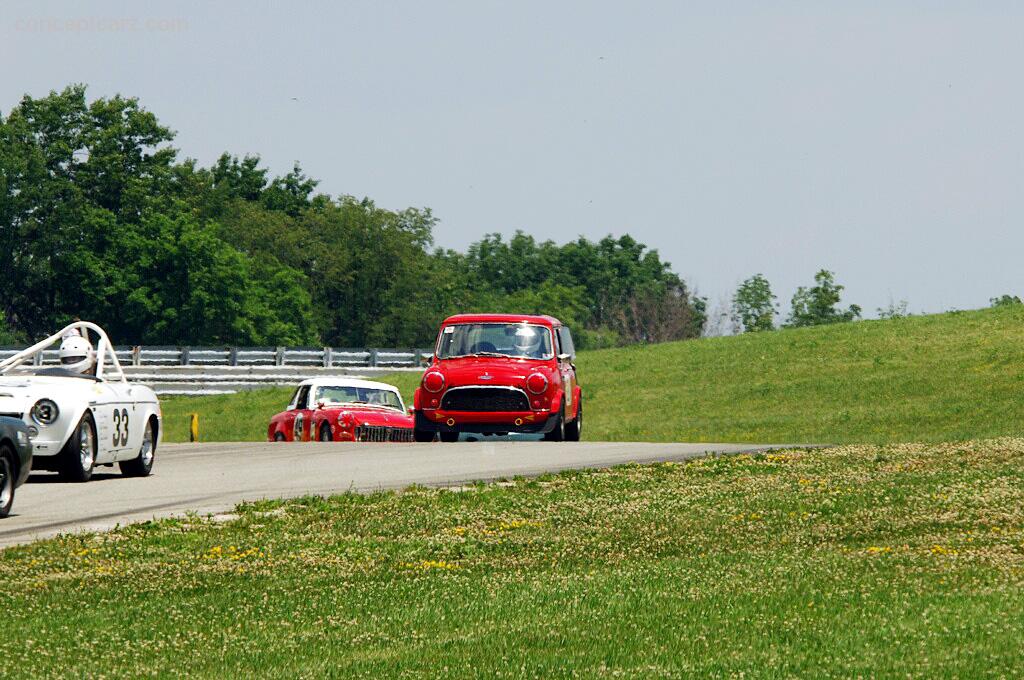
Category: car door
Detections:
[
  {"x1": 90, "y1": 380, "x2": 134, "y2": 464},
  {"x1": 292, "y1": 385, "x2": 313, "y2": 442},
  {"x1": 556, "y1": 327, "x2": 578, "y2": 416},
  {"x1": 110, "y1": 382, "x2": 144, "y2": 461}
]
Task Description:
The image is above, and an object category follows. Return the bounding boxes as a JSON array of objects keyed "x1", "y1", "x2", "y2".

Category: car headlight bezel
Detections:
[
  {"x1": 526, "y1": 372, "x2": 549, "y2": 395},
  {"x1": 30, "y1": 398, "x2": 60, "y2": 426},
  {"x1": 423, "y1": 371, "x2": 446, "y2": 393}
]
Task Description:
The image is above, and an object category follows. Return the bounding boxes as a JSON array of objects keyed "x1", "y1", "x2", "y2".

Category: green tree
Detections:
[
  {"x1": 0, "y1": 86, "x2": 316, "y2": 344},
  {"x1": 0, "y1": 319, "x2": 21, "y2": 345},
  {"x1": 787, "y1": 270, "x2": 861, "y2": 328},
  {"x1": 990, "y1": 295, "x2": 1022, "y2": 308},
  {"x1": 1, "y1": 86, "x2": 707, "y2": 350},
  {"x1": 0, "y1": 86, "x2": 178, "y2": 337},
  {"x1": 876, "y1": 299, "x2": 910, "y2": 320},
  {"x1": 732, "y1": 274, "x2": 777, "y2": 332},
  {"x1": 462, "y1": 232, "x2": 705, "y2": 346}
]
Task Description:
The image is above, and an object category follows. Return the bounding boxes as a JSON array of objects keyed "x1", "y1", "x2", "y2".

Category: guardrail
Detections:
[{"x1": 0, "y1": 345, "x2": 434, "y2": 369}]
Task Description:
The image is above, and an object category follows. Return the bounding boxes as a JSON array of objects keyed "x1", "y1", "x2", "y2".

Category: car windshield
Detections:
[
  {"x1": 436, "y1": 323, "x2": 554, "y2": 360},
  {"x1": 314, "y1": 386, "x2": 404, "y2": 410}
]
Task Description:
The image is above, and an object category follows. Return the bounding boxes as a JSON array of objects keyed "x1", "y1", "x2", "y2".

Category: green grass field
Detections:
[
  {"x1": 2, "y1": 439, "x2": 1022, "y2": 676},
  {"x1": 162, "y1": 306, "x2": 1024, "y2": 445}
]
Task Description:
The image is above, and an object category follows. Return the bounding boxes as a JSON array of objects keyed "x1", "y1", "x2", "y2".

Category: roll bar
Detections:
[{"x1": 0, "y1": 321, "x2": 127, "y2": 382}]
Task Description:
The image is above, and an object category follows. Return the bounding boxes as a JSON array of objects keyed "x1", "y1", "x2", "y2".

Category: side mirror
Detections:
[{"x1": 316, "y1": 401, "x2": 326, "y2": 410}]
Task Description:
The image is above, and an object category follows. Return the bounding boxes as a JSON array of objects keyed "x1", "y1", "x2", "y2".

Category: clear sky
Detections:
[{"x1": 3, "y1": 1, "x2": 1021, "y2": 320}]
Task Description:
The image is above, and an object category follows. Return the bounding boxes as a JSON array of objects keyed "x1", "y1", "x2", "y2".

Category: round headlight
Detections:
[
  {"x1": 31, "y1": 399, "x2": 59, "y2": 426},
  {"x1": 423, "y1": 371, "x2": 445, "y2": 393},
  {"x1": 526, "y1": 373, "x2": 549, "y2": 394}
]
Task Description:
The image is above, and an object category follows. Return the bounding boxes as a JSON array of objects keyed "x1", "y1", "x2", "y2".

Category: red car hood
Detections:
[
  {"x1": 321, "y1": 404, "x2": 413, "y2": 428},
  {"x1": 434, "y1": 356, "x2": 554, "y2": 389}
]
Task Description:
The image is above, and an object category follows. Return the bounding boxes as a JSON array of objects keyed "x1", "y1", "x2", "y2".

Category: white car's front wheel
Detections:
[
  {"x1": 59, "y1": 412, "x2": 96, "y2": 482},
  {"x1": 120, "y1": 418, "x2": 155, "y2": 477}
]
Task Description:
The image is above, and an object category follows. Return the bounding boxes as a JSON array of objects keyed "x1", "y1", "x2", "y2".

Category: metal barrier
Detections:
[{"x1": 0, "y1": 345, "x2": 433, "y2": 369}]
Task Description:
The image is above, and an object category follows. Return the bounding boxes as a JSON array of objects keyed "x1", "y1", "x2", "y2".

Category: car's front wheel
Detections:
[
  {"x1": 59, "y1": 412, "x2": 96, "y2": 482},
  {"x1": 120, "y1": 418, "x2": 155, "y2": 477},
  {"x1": 0, "y1": 445, "x2": 16, "y2": 518},
  {"x1": 319, "y1": 423, "x2": 332, "y2": 442},
  {"x1": 274, "y1": 432, "x2": 286, "y2": 442},
  {"x1": 544, "y1": 400, "x2": 566, "y2": 442},
  {"x1": 413, "y1": 429, "x2": 435, "y2": 442}
]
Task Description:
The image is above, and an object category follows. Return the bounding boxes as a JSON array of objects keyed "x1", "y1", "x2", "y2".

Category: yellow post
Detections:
[{"x1": 189, "y1": 413, "x2": 199, "y2": 442}]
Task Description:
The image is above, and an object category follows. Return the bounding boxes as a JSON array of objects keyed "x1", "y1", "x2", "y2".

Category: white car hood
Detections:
[
  {"x1": 0, "y1": 375, "x2": 97, "y2": 416},
  {"x1": 0, "y1": 378, "x2": 34, "y2": 416}
]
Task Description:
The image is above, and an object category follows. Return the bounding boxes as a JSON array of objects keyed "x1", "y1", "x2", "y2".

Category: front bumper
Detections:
[{"x1": 415, "y1": 410, "x2": 560, "y2": 435}]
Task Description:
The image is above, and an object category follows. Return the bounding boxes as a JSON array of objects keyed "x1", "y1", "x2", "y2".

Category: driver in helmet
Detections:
[
  {"x1": 59, "y1": 335, "x2": 97, "y2": 375},
  {"x1": 513, "y1": 326, "x2": 543, "y2": 358}
]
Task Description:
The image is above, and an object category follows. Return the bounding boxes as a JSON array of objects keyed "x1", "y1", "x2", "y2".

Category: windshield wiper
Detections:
[{"x1": 470, "y1": 352, "x2": 512, "y2": 358}]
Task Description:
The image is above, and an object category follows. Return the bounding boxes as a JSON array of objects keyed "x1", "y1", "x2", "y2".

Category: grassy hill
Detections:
[
  {"x1": 580, "y1": 305, "x2": 1024, "y2": 444},
  {"x1": 162, "y1": 306, "x2": 1024, "y2": 444}
]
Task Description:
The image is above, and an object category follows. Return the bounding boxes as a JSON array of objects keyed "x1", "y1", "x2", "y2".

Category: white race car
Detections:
[{"x1": 0, "y1": 322, "x2": 161, "y2": 482}]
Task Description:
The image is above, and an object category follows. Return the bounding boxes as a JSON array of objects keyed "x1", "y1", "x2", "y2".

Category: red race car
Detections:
[
  {"x1": 268, "y1": 378, "x2": 414, "y2": 442},
  {"x1": 413, "y1": 313, "x2": 582, "y2": 442}
]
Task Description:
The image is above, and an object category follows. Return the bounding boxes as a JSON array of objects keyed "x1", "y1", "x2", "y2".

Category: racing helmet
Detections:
[
  {"x1": 513, "y1": 326, "x2": 542, "y2": 356},
  {"x1": 59, "y1": 335, "x2": 96, "y2": 374}
]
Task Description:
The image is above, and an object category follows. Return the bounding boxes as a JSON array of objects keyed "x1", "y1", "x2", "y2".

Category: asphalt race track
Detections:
[{"x1": 0, "y1": 441, "x2": 788, "y2": 548}]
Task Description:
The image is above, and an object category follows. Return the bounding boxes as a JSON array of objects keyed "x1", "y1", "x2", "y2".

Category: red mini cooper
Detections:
[{"x1": 413, "y1": 314, "x2": 582, "y2": 442}]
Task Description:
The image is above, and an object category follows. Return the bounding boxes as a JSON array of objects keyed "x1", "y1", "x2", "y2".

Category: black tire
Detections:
[
  {"x1": 544, "y1": 400, "x2": 566, "y2": 442},
  {"x1": 0, "y1": 446, "x2": 15, "y2": 518},
  {"x1": 120, "y1": 418, "x2": 155, "y2": 477},
  {"x1": 439, "y1": 432, "x2": 459, "y2": 443},
  {"x1": 59, "y1": 412, "x2": 96, "y2": 482},
  {"x1": 564, "y1": 398, "x2": 582, "y2": 442},
  {"x1": 274, "y1": 432, "x2": 286, "y2": 442},
  {"x1": 319, "y1": 423, "x2": 332, "y2": 442},
  {"x1": 413, "y1": 429, "x2": 435, "y2": 442}
]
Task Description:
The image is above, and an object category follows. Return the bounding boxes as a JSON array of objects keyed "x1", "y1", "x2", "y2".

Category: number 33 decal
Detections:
[{"x1": 112, "y1": 408, "x2": 130, "y2": 447}]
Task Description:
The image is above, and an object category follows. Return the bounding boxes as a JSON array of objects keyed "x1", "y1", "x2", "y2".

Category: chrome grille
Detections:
[
  {"x1": 441, "y1": 387, "x2": 530, "y2": 412},
  {"x1": 354, "y1": 425, "x2": 414, "y2": 442}
]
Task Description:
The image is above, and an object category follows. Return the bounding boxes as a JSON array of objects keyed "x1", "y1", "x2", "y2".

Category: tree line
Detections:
[
  {"x1": 730, "y1": 270, "x2": 862, "y2": 333},
  {"x1": 730, "y1": 271, "x2": 1021, "y2": 334},
  {"x1": 0, "y1": 86, "x2": 705, "y2": 348}
]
